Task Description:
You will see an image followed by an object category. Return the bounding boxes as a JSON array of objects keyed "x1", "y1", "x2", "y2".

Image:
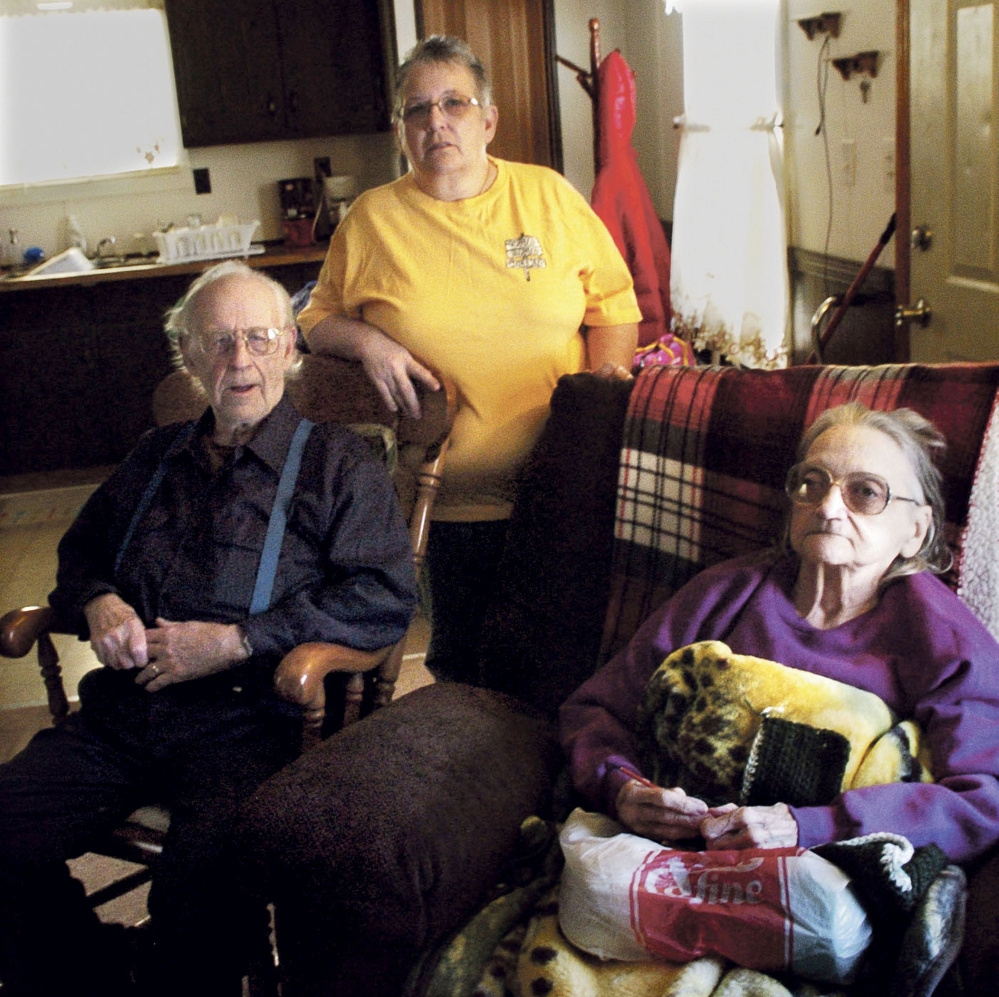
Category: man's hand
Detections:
[
  {"x1": 84, "y1": 593, "x2": 148, "y2": 671},
  {"x1": 616, "y1": 779, "x2": 710, "y2": 843},
  {"x1": 136, "y1": 618, "x2": 248, "y2": 692},
  {"x1": 701, "y1": 803, "x2": 799, "y2": 850}
]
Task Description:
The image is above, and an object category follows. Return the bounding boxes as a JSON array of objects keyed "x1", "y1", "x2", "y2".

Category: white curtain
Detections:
[{"x1": 666, "y1": 0, "x2": 789, "y2": 369}]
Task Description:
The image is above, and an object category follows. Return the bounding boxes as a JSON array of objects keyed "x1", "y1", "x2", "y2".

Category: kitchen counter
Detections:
[{"x1": 0, "y1": 241, "x2": 329, "y2": 293}]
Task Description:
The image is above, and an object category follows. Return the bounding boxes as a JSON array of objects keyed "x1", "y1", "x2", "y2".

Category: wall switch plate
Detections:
[{"x1": 193, "y1": 167, "x2": 211, "y2": 194}]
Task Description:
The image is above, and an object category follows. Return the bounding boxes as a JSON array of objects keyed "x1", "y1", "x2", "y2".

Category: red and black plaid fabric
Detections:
[{"x1": 600, "y1": 362, "x2": 999, "y2": 661}]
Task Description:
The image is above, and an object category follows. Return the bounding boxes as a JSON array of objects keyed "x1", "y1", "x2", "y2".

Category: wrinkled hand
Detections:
[
  {"x1": 358, "y1": 328, "x2": 440, "y2": 419},
  {"x1": 616, "y1": 779, "x2": 710, "y2": 843},
  {"x1": 701, "y1": 803, "x2": 798, "y2": 850},
  {"x1": 591, "y1": 361, "x2": 633, "y2": 381},
  {"x1": 136, "y1": 618, "x2": 247, "y2": 692},
  {"x1": 84, "y1": 593, "x2": 148, "y2": 671}
]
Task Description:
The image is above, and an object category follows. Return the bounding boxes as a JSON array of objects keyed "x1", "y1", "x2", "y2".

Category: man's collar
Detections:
[{"x1": 190, "y1": 394, "x2": 304, "y2": 475}]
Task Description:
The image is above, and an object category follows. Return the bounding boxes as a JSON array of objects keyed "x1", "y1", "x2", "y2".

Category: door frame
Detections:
[{"x1": 895, "y1": 0, "x2": 911, "y2": 360}]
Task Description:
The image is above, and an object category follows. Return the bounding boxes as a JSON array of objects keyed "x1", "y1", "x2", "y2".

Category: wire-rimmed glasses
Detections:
[
  {"x1": 399, "y1": 92, "x2": 482, "y2": 126},
  {"x1": 198, "y1": 327, "x2": 288, "y2": 359},
  {"x1": 784, "y1": 463, "x2": 922, "y2": 516}
]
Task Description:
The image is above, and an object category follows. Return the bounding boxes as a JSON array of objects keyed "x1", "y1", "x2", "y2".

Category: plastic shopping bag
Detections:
[{"x1": 558, "y1": 809, "x2": 872, "y2": 984}]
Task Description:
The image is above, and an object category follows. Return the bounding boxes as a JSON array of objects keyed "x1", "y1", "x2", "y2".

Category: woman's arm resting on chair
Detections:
[
  {"x1": 304, "y1": 314, "x2": 440, "y2": 419},
  {"x1": 585, "y1": 323, "x2": 639, "y2": 376}
]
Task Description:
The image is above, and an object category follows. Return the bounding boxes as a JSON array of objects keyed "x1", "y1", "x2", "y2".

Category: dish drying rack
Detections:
[{"x1": 153, "y1": 220, "x2": 263, "y2": 264}]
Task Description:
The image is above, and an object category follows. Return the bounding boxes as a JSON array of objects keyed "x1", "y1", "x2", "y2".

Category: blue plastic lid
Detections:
[{"x1": 23, "y1": 247, "x2": 45, "y2": 264}]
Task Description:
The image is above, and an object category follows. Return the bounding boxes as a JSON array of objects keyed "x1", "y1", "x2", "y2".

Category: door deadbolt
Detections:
[{"x1": 895, "y1": 298, "x2": 932, "y2": 330}]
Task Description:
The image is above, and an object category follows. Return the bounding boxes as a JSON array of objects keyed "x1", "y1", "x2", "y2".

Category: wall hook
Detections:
[
  {"x1": 831, "y1": 50, "x2": 880, "y2": 82},
  {"x1": 797, "y1": 13, "x2": 842, "y2": 41}
]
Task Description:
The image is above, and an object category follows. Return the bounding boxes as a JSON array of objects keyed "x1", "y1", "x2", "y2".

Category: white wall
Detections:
[
  {"x1": 0, "y1": 133, "x2": 401, "y2": 261},
  {"x1": 784, "y1": 0, "x2": 897, "y2": 262}
]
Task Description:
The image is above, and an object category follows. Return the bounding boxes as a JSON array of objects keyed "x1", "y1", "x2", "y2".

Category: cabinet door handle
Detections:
[{"x1": 266, "y1": 95, "x2": 278, "y2": 116}]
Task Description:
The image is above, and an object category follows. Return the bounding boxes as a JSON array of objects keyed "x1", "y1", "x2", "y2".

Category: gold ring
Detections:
[{"x1": 150, "y1": 664, "x2": 159, "y2": 676}]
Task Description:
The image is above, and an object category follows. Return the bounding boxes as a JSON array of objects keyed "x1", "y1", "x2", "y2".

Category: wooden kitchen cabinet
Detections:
[
  {"x1": 164, "y1": 0, "x2": 395, "y2": 148},
  {"x1": 0, "y1": 281, "x2": 179, "y2": 477}
]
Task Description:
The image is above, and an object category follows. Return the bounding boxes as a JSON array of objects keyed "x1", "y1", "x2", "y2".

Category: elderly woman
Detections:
[
  {"x1": 561, "y1": 402, "x2": 999, "y2": 863},
  {"x1": 298, "y1": 35, "x2": 642, "y2": 682},
  {"x1": 0, "y1": 261, "x2": 417, "y2": 997}
]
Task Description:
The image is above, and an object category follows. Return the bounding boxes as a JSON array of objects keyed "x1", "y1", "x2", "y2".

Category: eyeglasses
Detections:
[
  {"x1": 198, "y1": 327, "x2": 287, "y2": 359},
  {"x1": 785, "y1": 463, "x2": 923, "y2": 516},
  {"x1": 400, "y1": 92, "x2": 482, "y2": 126}
]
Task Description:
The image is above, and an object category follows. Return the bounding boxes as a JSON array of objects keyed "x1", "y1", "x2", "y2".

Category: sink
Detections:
[
  {"x1": 2, "y1": 247, "x2": 159, "y2": 281},
  {"x1": 92, "y1": 255, "x2": 159, "y2": 271}
]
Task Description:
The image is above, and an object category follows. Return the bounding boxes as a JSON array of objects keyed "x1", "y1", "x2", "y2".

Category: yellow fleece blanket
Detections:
[{"x1": 638, "y1": 640, "x2": 933, "y2": 807}]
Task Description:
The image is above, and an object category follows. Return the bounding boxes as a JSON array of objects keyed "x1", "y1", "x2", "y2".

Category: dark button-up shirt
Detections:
[{"x1": 51, "y1": 394, "x2": 417, "y2": 695}]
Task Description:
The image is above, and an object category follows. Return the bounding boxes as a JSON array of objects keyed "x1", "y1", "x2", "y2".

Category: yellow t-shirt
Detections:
[{"x1": 298, "y1": 157, "x2": 642, "y2": 521}]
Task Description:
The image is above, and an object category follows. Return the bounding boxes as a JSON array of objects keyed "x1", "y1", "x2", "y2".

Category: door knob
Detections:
[
  {"x1": 911, "y1": 225, "x2": 933, "y2": 251},
  {"x1": 895, "y1": 298, "x2": 932, "y2": 330}
]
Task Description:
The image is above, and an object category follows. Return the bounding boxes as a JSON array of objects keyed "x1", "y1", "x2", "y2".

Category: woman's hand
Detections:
[
  {"x1": 304, "y1": 314, "x2": 441, "y2": 420},
  {"x1": 84, "y1": 593, "x2": 148, "y2": 671},
  {"x1": 616, "y1": 779, "x2": 710, "y2": 843},
  {"x1": 136, "y1": 618, "x2": 248, "y2": 692},
  {"x1": 354, "y1": 325, "x2": 440, "y2": 419},
  {"x1": 591, "y1": 361, "x2": 633, "y2": 381},
  {"x1": 700, "y1": 803, "x2": 798, "y2": 850}
]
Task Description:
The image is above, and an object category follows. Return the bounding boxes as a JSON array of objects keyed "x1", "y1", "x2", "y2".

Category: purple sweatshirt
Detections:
[{"x1": 560, "y1": 551, "x2": 999, "y2": 864}]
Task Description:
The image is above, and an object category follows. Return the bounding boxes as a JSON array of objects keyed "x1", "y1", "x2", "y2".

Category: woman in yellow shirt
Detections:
[{"x1": 298, "y1": 36, "x2": 641, "y2": 682}]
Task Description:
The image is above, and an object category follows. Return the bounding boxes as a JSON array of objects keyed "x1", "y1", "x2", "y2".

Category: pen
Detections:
[{"x1": 613, "y1": 763, "x2": 658, "y2": 789}]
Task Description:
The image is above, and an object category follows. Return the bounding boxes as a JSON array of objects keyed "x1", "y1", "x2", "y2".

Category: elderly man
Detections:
[{"x1": 0, "y1": 261, "x2": 418, "y2": 997}]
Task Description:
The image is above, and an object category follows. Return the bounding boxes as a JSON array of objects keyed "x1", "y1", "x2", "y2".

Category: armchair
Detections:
[
  {"x1": 238, "y1": 360, "x2": 999, "y2": 997},
  {"x1": 0, "y1": 355, "x2": 452, "y2": 900}
]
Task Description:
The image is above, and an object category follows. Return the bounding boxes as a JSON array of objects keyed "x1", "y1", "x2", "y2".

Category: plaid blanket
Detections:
[{"x1": 602, "y1": 362, "x2": 999, "y2": 660}]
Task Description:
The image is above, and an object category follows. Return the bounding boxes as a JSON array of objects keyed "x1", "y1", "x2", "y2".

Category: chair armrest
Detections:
[
  {"x1": 1, "y1": 605, "x2": 60, "y2": 657},
  {"x1": 275, "y1": 642, "x2": 393, "y2": 743},
  {"x1": 1, "y1": 605, "x2": 73, "y2": 722}
]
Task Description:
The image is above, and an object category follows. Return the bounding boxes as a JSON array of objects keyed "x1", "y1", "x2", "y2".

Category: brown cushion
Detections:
[{"x1": 236, "y1": 682, "x2": 562, "y2": 997}]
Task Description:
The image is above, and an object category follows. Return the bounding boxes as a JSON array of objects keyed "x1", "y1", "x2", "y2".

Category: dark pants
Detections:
[
  {"x1": 0, "y1": 667, "x2": 299, "y2": 997},
  {"x1": 424, "y1": 519, "x2": 508, "y2": 683}
]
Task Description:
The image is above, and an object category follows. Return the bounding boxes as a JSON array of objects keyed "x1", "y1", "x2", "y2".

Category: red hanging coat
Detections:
[{"x1": 590, "y1": 50, "x2": 684, "y2": 361}]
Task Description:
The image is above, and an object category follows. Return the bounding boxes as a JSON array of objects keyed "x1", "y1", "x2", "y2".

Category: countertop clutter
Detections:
[{"x1": 0, "y1": 240, "x2": 328, "y2": 292}]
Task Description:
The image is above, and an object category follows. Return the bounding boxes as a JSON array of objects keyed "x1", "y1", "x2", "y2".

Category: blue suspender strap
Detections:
[
  {"x1": 114, "y1": 423, "x2": 197, "y2": 575},
  {"x1": 249, "y1": 417, "x2": 315, "y2": 615}
]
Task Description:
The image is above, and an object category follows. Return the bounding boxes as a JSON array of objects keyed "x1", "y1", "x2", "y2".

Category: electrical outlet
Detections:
[
  {"x1": 882, "y1": 137, "x2": 896, "y2": 184},
  {"x1": 193, "y1": 167, "x2": 211, "y2": 194},
  {"x1": 841, "y1": 139, "x2": 857, "y2": 187},
  {"x1": 314, "y1": 156, "x2": 332, "y2": 181}
]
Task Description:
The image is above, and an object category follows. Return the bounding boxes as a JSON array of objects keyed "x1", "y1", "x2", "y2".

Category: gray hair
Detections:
[
  {"x1": 787, "y1": 401, "x2": 950, "y2": 584},
  {"x1": 394, "y1": 35, "x2": 493, "y2": 117},
  {"x1": 163, "y1": 260, "x2": 301, "y2": 376}
]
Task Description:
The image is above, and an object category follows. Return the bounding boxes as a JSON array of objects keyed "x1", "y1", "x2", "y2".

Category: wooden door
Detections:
[
  {"x1": 904, "y1": 0, "x2": 999, "y2": 361},
  {"x1": 416, "y1": 0, "x2": 561, "y2": 169}
]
